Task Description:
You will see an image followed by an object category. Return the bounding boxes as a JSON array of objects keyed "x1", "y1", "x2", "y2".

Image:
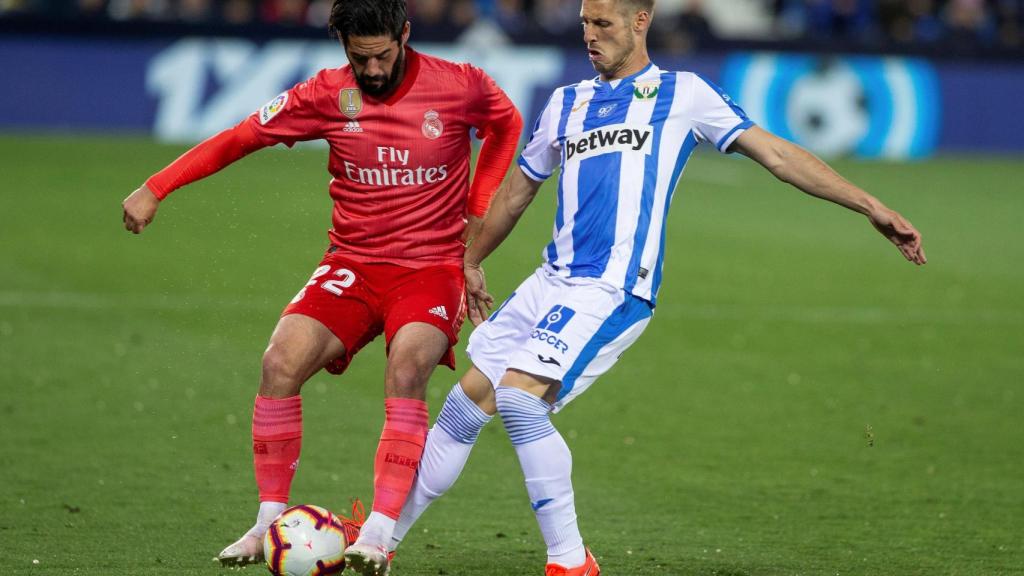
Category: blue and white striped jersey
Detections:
[{"x1": 518, "y1": 63, "x2": 754, "y2": 305}]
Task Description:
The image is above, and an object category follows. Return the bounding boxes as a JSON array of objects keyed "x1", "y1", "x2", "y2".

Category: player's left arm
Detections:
[
  {"x1": 464, "y1": 65, "x2": 524, "y2": 222},
  {"x1": 730, "y1": 126, "x2": 927, "y2": 265},
  {"x1": 460, "y1": 66, "x2": 524, "y2": 323}
]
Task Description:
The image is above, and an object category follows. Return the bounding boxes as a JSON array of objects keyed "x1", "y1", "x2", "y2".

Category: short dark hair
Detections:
[{"x1": 328, "y1": 0, "x2": 407, "y2": 44}]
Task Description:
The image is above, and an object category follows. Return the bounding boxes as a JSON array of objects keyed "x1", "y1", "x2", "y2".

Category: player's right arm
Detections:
[
  {"x1": 465, "y1": 168, "x2": 544, "y2": 267},
  {"x1": 122, "y1": 122, "x2": 265, "y2": 234},
  {"x1": 463, "y1": 89, "x2": 562, "y2": 324},
  {"x1": 122, "y1": 184, "x2": 161, "y2": 234},
  {"x1": 464, "y1": 168, "x2": 544, "y2": 324},
  {"x1": 123, "y1": 73, "x2": 329, "y2": 234}
]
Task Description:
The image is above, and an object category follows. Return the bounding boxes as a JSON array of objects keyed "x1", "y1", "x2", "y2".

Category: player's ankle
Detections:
[
  {"x1": 387, "y1": 536, "x2": 401, "y2": 553},
  {"x1": 248, "y1": 501, "x2": 287, "y2": 538},
  {"x1": 355, "y1": 511, "x2": 397, "y2": 546},
  {"x1": 548, "y1": 545, "x2": 586, "y2": 567}
]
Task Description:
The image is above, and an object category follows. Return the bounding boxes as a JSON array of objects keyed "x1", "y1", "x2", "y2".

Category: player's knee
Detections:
[
  {"x1": 495, "y1": 385, "x2": 544, "y2": 416},
  {"x1": 260, "y1": 346, "x2": 305, "y2": 397},
  {"x1": 495, "y1": 386, "x2": 556, "y2": 446},
  {"x1": 473, "y1": 387, "x2": 497, "y2": 416},
  {"x1": 500, "y1": 369, "x2": 559, "y2": 400},
  {"x1": 460, "y1": 368, "x2": 497, "y2": 415},
  {"x1": 385, "y1": 360, "x2": 429, "y2": 398}
]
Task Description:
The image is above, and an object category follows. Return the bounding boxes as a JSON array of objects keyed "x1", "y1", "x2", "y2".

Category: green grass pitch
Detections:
[{"x1": 1, "y1": 134, "x2": 1021, "y2": 575}]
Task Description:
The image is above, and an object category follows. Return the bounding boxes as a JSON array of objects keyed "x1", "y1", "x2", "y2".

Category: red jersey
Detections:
[{"x1": 247, "y1": 47, "x2": 518, "y2": 268}]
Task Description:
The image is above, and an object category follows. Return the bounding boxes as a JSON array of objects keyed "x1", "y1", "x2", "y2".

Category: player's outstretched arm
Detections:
[
  {"x1": 731, "y1": 126, "x2": 926, "y2": 265},
  {"x1": 121, "y1": 121, "x2": 266, "y2": 235}
]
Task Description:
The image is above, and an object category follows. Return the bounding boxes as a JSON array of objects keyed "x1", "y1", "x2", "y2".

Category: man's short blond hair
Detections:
[{"x1": 621, "y1": 0, "x2": 654, "y2": 15}]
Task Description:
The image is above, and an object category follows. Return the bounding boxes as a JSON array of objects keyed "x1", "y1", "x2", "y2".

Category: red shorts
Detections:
[{"x1": 282, "y1": 249, "x2": 466, "y2": 375}]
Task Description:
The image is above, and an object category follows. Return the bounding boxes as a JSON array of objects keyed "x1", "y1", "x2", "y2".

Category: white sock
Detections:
[
  {"x1": 547, "y1": 544, "x2": 587, "y2": 568},
  {"x1": 356, "y1": 511, "x2": 397, "y2": 547},
  {"x1": 246, "y1": 501, "x2": 287, "y2": 538},
  {"x1": 390, "y1": 383, "x2": 493, "y2": 551},
  {"x1": 495, "y1": 386, "x2": 585, "y2": 566}
]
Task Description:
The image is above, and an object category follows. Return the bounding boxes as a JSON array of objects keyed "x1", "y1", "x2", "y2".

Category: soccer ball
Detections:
[{"x1": 263, "y1": 505, "x2": 349, "y2": 576}]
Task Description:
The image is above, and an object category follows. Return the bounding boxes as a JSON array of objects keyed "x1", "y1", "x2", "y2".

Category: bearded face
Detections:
[{"x1": 350, "y1": 40, "x2": 406, "y2": 97}]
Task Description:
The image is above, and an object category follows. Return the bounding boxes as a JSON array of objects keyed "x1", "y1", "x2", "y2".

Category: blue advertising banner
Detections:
[
  {"x1": 1, "y1": 36, "x2": 161, "y2": 131},
  {"x1": 0, "y1": 36, "x2": 1019, "y2": 156},
  {"x1": 720, "y1": 53, "x2": 941, "y2": 159}
]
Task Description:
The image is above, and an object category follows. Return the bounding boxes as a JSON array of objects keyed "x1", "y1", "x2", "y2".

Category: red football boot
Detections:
[{"x1": 334, "y1": 498, "x2": 367, "y2": 548}]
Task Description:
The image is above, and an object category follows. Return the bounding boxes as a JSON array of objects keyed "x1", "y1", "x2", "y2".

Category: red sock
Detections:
[
  {"x1": 371, "y1": 398, "x2": 429, "y2": 519},
  {"x1": 252, "y1": 395, "x2": 303, "y2": 503}
]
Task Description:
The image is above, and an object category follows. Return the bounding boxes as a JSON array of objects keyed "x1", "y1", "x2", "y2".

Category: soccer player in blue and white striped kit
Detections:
[{"x1": 390, "y1": 0, "x2": 927, "y2": 573}]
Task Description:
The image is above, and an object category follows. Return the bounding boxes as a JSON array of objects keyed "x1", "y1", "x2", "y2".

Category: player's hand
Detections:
[
  {"x1": 868, "y1": 207, "x2": 927, "y2": 265},
  {"x1": 464, "y1": 263, "x2": 494, "y2": 326},
  {"x1": 122, "y1": 185, "x2": 160, "y2": 234}
]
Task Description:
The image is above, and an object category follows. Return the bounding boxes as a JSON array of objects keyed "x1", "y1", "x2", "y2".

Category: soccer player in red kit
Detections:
[{"x1": 121, "y1": 1, "x2": 522, "y2": 573}]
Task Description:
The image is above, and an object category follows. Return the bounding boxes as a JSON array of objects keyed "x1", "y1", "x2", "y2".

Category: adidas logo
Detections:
[
  {"x1": 428, "y1": 305, "x2": 448, "y2": 320},
  {"x1": 343, "y1": 120, "x2": 363, "y2": 133}
]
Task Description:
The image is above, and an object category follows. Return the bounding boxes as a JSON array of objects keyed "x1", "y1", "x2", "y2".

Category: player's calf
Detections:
[{"x1": 390, "y1": 381, "x2": 495, "y2": 550}]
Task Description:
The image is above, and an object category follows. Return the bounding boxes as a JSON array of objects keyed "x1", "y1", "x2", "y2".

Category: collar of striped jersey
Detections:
[{"x1": 593, "y1": 61, "x2": 656, "y2": 95}]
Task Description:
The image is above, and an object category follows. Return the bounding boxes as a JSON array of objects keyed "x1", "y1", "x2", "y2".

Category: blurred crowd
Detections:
[
  {"x1": 1, "y1": 0, "x2": 1021, "y2": 51},
  {"x1": 771, "y1": 0, "x2": 1023, "y2": 49}
]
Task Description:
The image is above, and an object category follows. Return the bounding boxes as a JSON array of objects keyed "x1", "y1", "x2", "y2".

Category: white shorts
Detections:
[{"x1": 466, "y1": 266, "x2": 653, "y2": 412}]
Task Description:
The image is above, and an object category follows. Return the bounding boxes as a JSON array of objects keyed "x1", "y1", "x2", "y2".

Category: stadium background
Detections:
[{"x1": 1, "y1": 1, "x2": 1022, "y2": 575}]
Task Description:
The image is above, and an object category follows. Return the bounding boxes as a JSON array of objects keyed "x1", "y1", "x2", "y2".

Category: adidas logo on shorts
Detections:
[{"x1": 428, "y1": 305, "x2": 448, "y2": 320}]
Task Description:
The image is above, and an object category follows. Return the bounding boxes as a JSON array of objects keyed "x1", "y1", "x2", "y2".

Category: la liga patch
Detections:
[{"x1": 259, "y1": 92, "x2": 289, "y2": 125}]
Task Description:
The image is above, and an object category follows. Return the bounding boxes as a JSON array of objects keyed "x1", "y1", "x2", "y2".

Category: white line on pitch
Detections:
[
  {"x1": 0, "y1": 290, "x2": 272, "y2": 312},
  {"x1": 1, "y1": 290, "x2": 1020, "y2": 327}
]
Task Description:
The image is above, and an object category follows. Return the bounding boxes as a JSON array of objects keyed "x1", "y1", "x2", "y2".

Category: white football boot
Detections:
[
  {"x1": 343, "y1": 542, "x2": 391, "y2": 576},
  {"x1": 216, "y1": 533, "x2": 264, "y2": 567}
]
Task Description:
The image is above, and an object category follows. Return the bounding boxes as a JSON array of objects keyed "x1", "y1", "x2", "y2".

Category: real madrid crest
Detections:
[
  {"x1": 422, "y1": 110, "x2": 443, "y2": 140},
  {"x1": 633, "y1": 80, "x2": 661, "y2": 100},
  {"x1": 339, "y1": 88, "x2": 363, "y2": 119}
]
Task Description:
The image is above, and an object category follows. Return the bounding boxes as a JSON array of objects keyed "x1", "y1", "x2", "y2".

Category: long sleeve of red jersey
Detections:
[
  {"x1": 469, "y1": 109, "x2": 523, "y2": 217},
  {"x1": 465, "y1": 67, "x2": 524, "y2": 217},
  {"x1": 145, "y1": 121, "x2": 266, "y2": 200}
]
